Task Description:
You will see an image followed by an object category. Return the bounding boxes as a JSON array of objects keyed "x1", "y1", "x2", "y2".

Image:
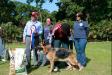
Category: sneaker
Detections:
[
  {"x1": 1, "y1": 59, "x2": 6, "y2": 62},
  {"x1": 78, "y1": 63, "x2": 84, "y2": 71},
  {"x1": 79, "y1": 65, "x2": 84, "y2": 71},
  {"x1": 54, "y1": 67, "x2": 59, "y2": 72}
]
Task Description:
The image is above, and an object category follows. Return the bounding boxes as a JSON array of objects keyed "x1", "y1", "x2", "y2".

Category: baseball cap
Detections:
[{"x1": 31, "y1": 11, "x2": 39, "y2": 17}]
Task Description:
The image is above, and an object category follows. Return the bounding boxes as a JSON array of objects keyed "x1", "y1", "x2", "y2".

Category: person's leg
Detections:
[
  {"x1": 53, "y1": 39, "x2": 61, "y2": 71},
  {"x1": 74, "y1": 38, "x2": 80, "y2": 64},
  {"x1": 33, "y1": 36, "x2": 40, "y2": 66},
  {"x1": 69, "y1": 40, "x2": 73, "y2": 50},
  {"x1": 0, "y1": 37, "x2": 4, "y2": 59},
  {"x1": 53, "y1": 39, "x2": 61, "y2": 48},
  {"x1": 32, "y1": 36, "x2": 38, "y2": 66},
  {"x1": 25, "y1": 37, "x2": 31, "y2": 67},
  {"x1": 41, "y1": 53, "x2": 47, "y2": 66},
  {"x1": 32, "y1": 48, "x2": 38, "y2": 66},
  {"x1": 61, "y1": 40, "x2": 69, "y2": 49},
  {"x1": 56, "y1": 40, "x2": 69, "y2": 70},
  {"x1": 51, "y1": 37, "x2": 54, "y2": 47},
  {"x1": 78, "y1": 39, "x2": 87, "y2": 66},
  {"x1": 74, "y1": 38, "x2": 80, "y2": 54}
]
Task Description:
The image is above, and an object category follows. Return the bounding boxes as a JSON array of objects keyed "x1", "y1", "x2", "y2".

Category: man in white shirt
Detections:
[{"x1": 23, "y1": 11, "x2": 43, "y2": 69}]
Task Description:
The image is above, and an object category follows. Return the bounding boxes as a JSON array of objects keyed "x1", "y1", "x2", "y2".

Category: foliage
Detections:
[
  {"x1": 54, "y1": 0, "x2": 112, "y2": 41},
  {"x1": 14, "y1": 1, "x2": 40, "y2": 26},
  {"x1": 26, "y1": 0, "x2": 53, "y2": 7},
  {"x1": 55, "y1": 0, "x2": 112, "y2": 22},
  {"x1": 14, "y1": 1, "x2": 53, "y2": 26},
  {"x1": 0, "y1": 0, "x2": 16, "y2": 23},
  {"x1": 0, "y1": 0, "x2": 112, "y2": 41},
  {"x1": 88, "y1": 20, "x2": 112, "y2": 41},
  {"x1": 0, "y1": 22, "x2": 23, "y2": 42}
]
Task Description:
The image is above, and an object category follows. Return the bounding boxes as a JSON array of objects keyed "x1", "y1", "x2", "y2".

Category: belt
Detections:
[{"x1": 26, "y1": 35, "x2": 31, "y2": 37}]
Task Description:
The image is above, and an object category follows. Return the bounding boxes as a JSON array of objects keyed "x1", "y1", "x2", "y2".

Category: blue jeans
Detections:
[
  {"x1": 53, "y1": 39, "x2": 69, "y2": 68},
  {"x1": 0, "y1": 37, "x2": 4, "y2": 58},
  {"x1": 33, "y1": 49, "x2": 38, "y2": 65},
  {"x1": 69, "y1": 40, "x2": 73, "y2": 50},
  {"x1": 53, "y1": 39, "x2": 69, "y2": 49},
  {"x1": 74, "y1": 38, "x2": 87, "y2": 66},
  {"x1": 32, "y1": 35, "x2": 40, "y2": 66}
]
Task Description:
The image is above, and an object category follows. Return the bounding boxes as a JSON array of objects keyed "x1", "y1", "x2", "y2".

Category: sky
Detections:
[{"x1": 16, "y1": 0, "x2": 59, "y2": 12}]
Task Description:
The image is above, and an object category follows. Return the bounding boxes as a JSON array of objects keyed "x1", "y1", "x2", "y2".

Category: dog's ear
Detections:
[{"x1": 42, "y1": 45, "x2": 48, "y2": 54}]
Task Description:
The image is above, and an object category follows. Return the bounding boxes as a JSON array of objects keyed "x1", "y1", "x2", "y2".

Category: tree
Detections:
[
  {"x1": 26, "y1": 0, "x2": 53, "y2": 7},
  {"x1": 0, "y1": 0, "x2": 16, "y2": 23},
  {"x1": 14, "y1": 1, "x2": 40, "y2": 26}
]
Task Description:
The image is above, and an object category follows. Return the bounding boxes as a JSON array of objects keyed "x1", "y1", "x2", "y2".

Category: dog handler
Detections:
[
  {"x1": 73, "y1": 12, "x2": 89, "y2": 71},
  {"x1": 23, "y1": 11, "x2": 43, "y2": 69}
]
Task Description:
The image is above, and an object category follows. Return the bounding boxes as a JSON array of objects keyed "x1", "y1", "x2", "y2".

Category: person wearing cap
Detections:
[
  {"x1": 23, "y1": 11, "x2": 43, "y2": 69},
  {"x1": 73, "y1": 12, "x2": 89, "y2": 71}
]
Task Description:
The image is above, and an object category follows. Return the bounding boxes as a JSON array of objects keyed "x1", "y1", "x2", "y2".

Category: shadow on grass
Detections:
[
  {"x1": 27, "y1": 57, "x2": 91, "y2": 73},
  {"x1": 0, "y1": 61, "x2": 8, "y2": 65},
  {"x1": 86, "y1": 57, "x2": 91, "y2": 66},
  {"x1": 27, "y1": 66, "x2": 39, "y2": 74}
]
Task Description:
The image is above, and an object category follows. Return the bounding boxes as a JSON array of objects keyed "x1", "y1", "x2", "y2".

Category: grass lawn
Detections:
[{"x1": 0, "y1": 42, "x2": 111, "y2": 75}]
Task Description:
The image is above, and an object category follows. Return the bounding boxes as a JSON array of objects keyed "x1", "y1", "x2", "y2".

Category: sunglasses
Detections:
[{"x1": 76, "y1": 15, "x2": 80, "y2": 17}]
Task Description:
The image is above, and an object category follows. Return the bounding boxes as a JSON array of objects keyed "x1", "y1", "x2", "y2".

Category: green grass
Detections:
[{"x1": 0, "y1": 42, "x2": 111, "y2": 75}]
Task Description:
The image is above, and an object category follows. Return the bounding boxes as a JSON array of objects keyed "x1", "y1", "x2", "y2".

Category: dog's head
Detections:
[
  {"x1": 41, "y1": 43, "x2": 49, "y2": 54},
  {"x1": 41, "y1": 41, "x2": 56, "y2": 54}
]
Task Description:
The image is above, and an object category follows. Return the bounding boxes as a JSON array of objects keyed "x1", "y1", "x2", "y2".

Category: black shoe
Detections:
[
  {"x1": 26, "y1": 64, "x2": 31, "y2": 71},
  {"x1": 26, "y1": 65, "x2": 31, "y2": 73},
  {"x1": 40, "y1": 64, "x2": 45, "y2": 67},
  {"x1": 32, "y1": 65, "x2": 38, "y2": 68}
]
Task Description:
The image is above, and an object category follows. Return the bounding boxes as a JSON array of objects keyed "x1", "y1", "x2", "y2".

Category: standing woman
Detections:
[
  {"x1": 43, "y1": 18, "x2": 53, "y2": 47},
  {"x1": 73, "y1": 12, "x2": 89, "y2": 71}
]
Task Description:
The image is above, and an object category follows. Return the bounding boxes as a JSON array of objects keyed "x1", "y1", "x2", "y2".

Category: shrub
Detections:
[
  {"x1": 88, "y1": 20, "x2": 112, "y2": 41},
  {"x1": 0, "y1": 22, "x2": 23, "y2": 43}
]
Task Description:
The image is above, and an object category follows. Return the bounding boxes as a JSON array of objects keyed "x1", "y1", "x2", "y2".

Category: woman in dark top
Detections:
[
  {"x1": 53, "y1": 22, "x2": 70, "y2": 49},
  {"x1": 73, "y1": 12, "x2": 89, "y2": 71}
]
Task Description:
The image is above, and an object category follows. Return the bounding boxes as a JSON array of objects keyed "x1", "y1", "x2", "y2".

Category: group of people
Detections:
[{"x1": 23, "y1": 11, "x2": 89, "y2": 72}]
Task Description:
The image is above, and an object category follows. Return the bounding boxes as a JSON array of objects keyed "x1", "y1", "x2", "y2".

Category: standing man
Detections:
[{"x1": 23, "y1": 11, "x2": 43, "y2": 69}]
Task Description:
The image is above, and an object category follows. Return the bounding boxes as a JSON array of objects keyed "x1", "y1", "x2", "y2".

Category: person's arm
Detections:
[
  {"x1": 84, "y1": 21, "x2": 89, "y2": 36},
  {"x1": 0, "y1": 27, "x2": 2, "y2": 37},
  {"x1": 67, "y1": 25, "x2": 71, "y2": 37},
  {"x1": 42, "y1": 26, "x2": 45, "y2": 40},
  {"x1": 23, "y1": 22, "x2": 28, "y2": 43},
  {"x1": 37, "y1": 22, "x2": 43, "y2": 35}
]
